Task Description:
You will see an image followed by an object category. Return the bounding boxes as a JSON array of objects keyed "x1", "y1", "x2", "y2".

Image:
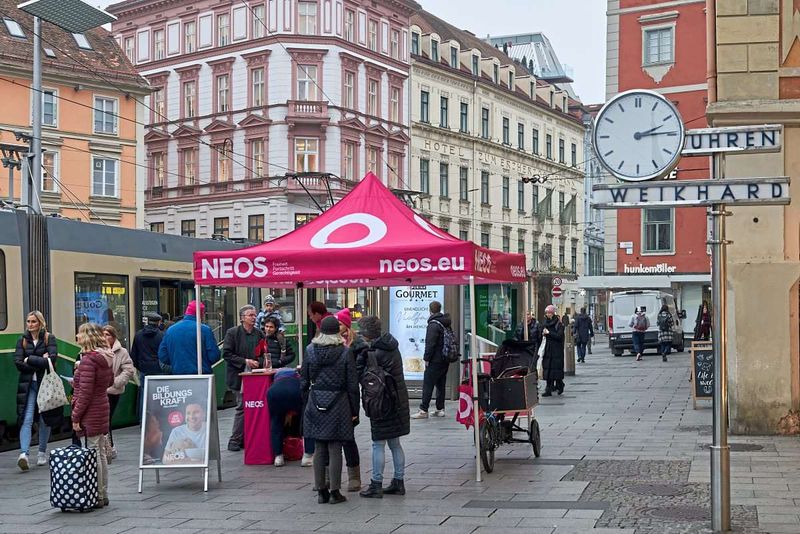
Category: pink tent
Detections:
[{"x1": 193, "y1": 172, "x2": 527, "y2": 287}]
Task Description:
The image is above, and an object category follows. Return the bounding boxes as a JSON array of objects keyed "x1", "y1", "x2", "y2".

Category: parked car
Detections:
[{"x1": 608, "y1": 290, "x2": 686, "y2": 357}]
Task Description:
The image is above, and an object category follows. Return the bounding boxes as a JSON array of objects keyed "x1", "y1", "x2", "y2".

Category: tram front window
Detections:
[{"x1": 75, "y1": 273, "x2": 130, "y2": 348}]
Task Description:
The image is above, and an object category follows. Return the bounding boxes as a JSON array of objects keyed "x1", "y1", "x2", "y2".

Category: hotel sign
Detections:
[
  {"x1": 682, "y1": 124, "x2": 782, "y2": 156},
  {"x1": 593, "y1": 177, "x2": 790, "y2": 209}
]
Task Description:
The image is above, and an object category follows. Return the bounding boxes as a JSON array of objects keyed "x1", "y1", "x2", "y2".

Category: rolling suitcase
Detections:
[{"x1": 49, "y1": 441, "x2": 98, "y2": 512}]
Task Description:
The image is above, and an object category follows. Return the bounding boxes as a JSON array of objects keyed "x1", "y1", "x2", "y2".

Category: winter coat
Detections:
[
  {"x1": 14, "y1": 330, "x2": 59, "y2": 426},
  {"x1": 130, "y1": 324, "x2": 164, "y2": 375},
  {"x1": 538, "y1": 316, "x2": 565, "y2": 381},
  {"x1": 222, "y1": 325, "x2": 264, "y2": 391},
  {"x1": 423, "y1": 312, "x2": 452, "y2": 363},
  {"x1": 107, "y1": 340, "x2": 136, "y2": 395},
  {"x1": 572, "y1": 313, "x2": 594, "y2": 345},
  {"x1": 256, "y1": 332, "x2": 295, "y2": 370},
  {"x1": 514, "y1": 319, "x2": 539, "y2": 344},
  {"x1": 300, "y1": 342, "x2": 359, "y2": 441},
  {"x1": 354, "y1": 333, "x2": 410, "y2": 441},
  {"x1": 71, "y1": 349, "x2": 114, "y2": 437},
  {"x1": 657, "y1": 311, "x2": 674, "y2": 343},
  {"x1": 257, "y1": 309, "x2": 284, "y2": 331},
  {"x1": 158, "y1": 315, "x2": 221, "y2": 375},
  {"x1": 695, "y1": 306, "x2": 712, "y2": 339}
]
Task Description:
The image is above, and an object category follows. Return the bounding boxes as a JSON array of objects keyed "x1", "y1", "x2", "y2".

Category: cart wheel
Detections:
[
  {"x1": 529, "y1": 419, "x2": 541, "y2": 458},
  {"x1": 480, "y1": 422, "x2": 495, "y2": 473}
]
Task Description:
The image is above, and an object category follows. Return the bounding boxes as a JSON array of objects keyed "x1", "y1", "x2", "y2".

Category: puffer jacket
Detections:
[
  {"x1": 256, "y1": 333, "x2": 296, "y2": 369},
  {"x1": 355, "y1": 332, "x2": 410, "y2": 441},
  {"x1": 72, "y1": 349, "x2": 114, "y2": 437},
  {"x1": 107, "y1": 340, "x2": 136, "y2": 395},
  {"x1": 14, "y1": 330, "x2": 58, "y2": 425},
  {"x1": 130, "y1": 324, "x2": 163, "y2": 375},
  {"x1": 301, "y1": 341, "x2": 359, "y2": 442}
]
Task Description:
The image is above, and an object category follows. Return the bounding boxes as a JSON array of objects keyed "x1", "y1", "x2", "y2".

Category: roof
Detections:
[{"x1": 0, "y1": 0, "x2": 148, "y2": 90}]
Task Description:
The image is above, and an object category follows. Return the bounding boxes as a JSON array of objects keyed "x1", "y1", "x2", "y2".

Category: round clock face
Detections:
[{"x1": 593, "y1": 89, "x2": 685, "y2": 182}]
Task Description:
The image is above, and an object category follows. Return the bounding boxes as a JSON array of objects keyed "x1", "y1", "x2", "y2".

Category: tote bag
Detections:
[{"x1": 38, "y1": 358, "x2": 68, "y2": 412}]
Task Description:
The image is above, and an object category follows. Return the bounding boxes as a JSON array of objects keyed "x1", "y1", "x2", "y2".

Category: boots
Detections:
[
  {"x1": 383, "y1": 478, "x2": 405, "y2": 496},
  {"x1": 317, "y1": 489, "x2": 330, "y2": 504},
  {"x1": 359, "y1": 479, "x2": 383, "y2": 499},
  {"x1": 347, "y1": 466, "x2": 361, "y2": 492},
  {"x1": 329, "y1": 490, "x2": 347, "y2": 504}
]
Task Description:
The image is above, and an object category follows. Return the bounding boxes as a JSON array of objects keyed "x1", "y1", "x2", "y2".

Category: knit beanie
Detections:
[
  {"x1": 320, "y1": 316, "x2": 341, "y2": 335},
  {"x1": 358, "y1": 316, "x2": 382, "y2": 340},
  {"x1": 185, "y1": 300, "x2": 205, "y2": 317},
  {"x1": 335, "y1": 309, "x2": 352, "y2": 330}
]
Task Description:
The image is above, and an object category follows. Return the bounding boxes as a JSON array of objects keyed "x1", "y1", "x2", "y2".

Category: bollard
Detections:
[{"x1": 564, "y1": 319, "x2": 576, "y2": 377}]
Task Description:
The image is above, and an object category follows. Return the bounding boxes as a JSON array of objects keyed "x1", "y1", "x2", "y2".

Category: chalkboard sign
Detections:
[{"x1": 691, "y1": 342, "x2": 713, "y2": 408}]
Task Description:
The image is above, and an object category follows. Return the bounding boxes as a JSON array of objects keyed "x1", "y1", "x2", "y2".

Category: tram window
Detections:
[
  {"x1": 75, "y1": 273, "x2": 130, "y2": 348},
  {"x1": 257, "y1": 288, "x2": 296, "y2": 324},
  {"x1": 0, "y1": 251, "x2": 7, "y2": 330},
  {"x1": 200, "y1": 286, "x2": 235, "y2": 343}
]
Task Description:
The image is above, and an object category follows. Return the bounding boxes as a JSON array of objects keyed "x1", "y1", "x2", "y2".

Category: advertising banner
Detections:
[{"x1": 389, "y1": 285, "x2": 444, "y2": 381}]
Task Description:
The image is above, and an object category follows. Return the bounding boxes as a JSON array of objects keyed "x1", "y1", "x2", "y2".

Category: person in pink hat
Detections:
[
  {"x1": 336, "y1": 309, "x2": 355, "y2": 347},
  {"x1": 158, "y1": 300, "x2": 221, "y2": 374}
]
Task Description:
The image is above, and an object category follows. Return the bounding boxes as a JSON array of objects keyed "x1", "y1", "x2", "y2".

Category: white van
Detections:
[{"x1": 608, "y1": 290, "x2": 686, "y2": 357}]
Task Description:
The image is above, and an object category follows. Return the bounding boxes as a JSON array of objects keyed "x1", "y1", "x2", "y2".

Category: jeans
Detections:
[
  {"x1": 267, "y1": 378, "x2": 315, "y2": 456},
  {"x1": 576, "y1": 343, "x2": 587, "y2": 361},
  {"x1": 632, "y1": 332, "x2": 645, "y2": 355},
  {"x1": 314, "y1": 440, "x2": 343, "y2": 491},
  {"x1": 420, "y1": 361, "x2": 449, "y2": 412},
  {"x1": 229, "y1": 390, "x2": 244, "y2": 446},
  {"x1": 660, "y1": 341, "x2": 672, "y2": 356},
  {"x1": 86, "y1": 434, "x2": 109, "y2": 501},
  {"x1": 371, "y1": 438, "x2": 405, "y2": 483},
  {"x1": 19, "y1": 380, "x2": 51, "y2": 455}
]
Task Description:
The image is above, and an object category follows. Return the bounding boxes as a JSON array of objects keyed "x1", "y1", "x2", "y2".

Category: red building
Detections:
[{"x1": 601, "y1": 0, "x2": 710, "y2": 333}]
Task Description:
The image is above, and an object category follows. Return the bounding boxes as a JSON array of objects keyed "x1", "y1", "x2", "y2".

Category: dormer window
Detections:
[
  {"x1": 450, "y1": 47, "x2": 458, "y2": 68},
  {"x1": 530, "y1": 81, "x2": 535, "y2": 99},
  {"x1": 3, "y1": 18, "x2": 25, "y2": 38},
  {"x1": 411, "y1": 32, "x2": 419, "y2": 55},
  {"x1": 472, "y1": 55, "x2": 479, "y2": 76},
  {"x1": 493, "y1": 63, "x2": 499, "y2": 83},
  {"x1": 549, "y1": 91, "x2": 554, "y2": 107},
  {"x1": 563, "y1": 96, "x2": 568, "y2": 111},
  {"x1": 508, "y1": 71, "x2": 514, "y2": 89},
  {"x1": 431, "y1": 40, "x2": 439, "y2": 62},
  {"x1": 73, "y1": 33, "x2": 92, "y2": 50}
]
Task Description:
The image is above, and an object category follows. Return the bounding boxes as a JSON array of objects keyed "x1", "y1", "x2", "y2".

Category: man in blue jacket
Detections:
[{"x1": 159, "y1": 300, "x2": 221, "y2": 374}]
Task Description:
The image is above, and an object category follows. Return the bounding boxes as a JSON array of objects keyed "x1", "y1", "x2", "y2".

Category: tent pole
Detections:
[
  {"x1": 522, "y1": 279, "x2": 529, "y2": 342},
  {"x1": 195, "y1": 284, "x2": 202, "y2": 376},
  {"x1": 296, "y1": 284, "x2": 304, "y2": 365},
  {"x1": 469, "y1": 275, "x2": 481, "y2": 482}
]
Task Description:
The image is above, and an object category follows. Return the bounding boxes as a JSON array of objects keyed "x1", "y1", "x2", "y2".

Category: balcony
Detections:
[{"x1": 286, "y1": 100, "x2": 330, "y2": 128}]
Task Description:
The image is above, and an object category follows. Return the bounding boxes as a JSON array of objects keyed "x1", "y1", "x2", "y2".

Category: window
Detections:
[
  {"x1": 544, "y1": 189, "x2": 552, "y2": 218},
  {"x1": 571, "y1": 245, "x2": 577, "y2": 273},
  {"x1": 73, "y1": 33, "x2": 92, "y2": 50},
  {"x1": 344, "y1": 10, "x2": 355, "y2": 42},
  {"x1": 152, "y1": 152, "x2": 165, "y2": 187},
  {"x1": 124, "y1": 37, "x2": 134, "y2": 61},
  {"x1": 297, "y1": 65, "x2": 318, "y2": 100},
  {"x1": 252, "y1": 4, "x2": 265, "y2": 38},
  {"x1": 439, "y1": 96, "x2": 448, "y2": 128},
  {"x1": 150, "y1": 222, "x2": 164, "y2": 233},
  {"x1": 42, "y1": 151, "x2": 57, "y2": 192},
  {"x1": 502, "y1": 176, "x2": 509, "y2": 208},
  {"x1": 559, "y1": 138, "x2": 565, "y2": 163},
  {"x1": 459, "y1": 229, "x2": 468, "y2": 241},
  {"x1": 549, "y1": 91, "x2": 554, "y2": 107},
  {"x1": 643, "y1": 208, "x2": 673, "y2": 253},
  {"x1": 94, "y1": 97, "x2": 117, "y2": 134},
  {"x1": 343, "y1": 143, "x2": 355, "y2": 180},
  {"x1": 368, "y1": 147, "x2": 379, "y2": 177},
  {"x1": 152, "y1": 87, "x2": 165, "y2": 121},
  {"x1": 368, "y1": 79, "x2": 379, "y2": 115},
  {"x1": 644, "y1": 26, "x2": 674, "y2": 65},
  {"x1": 216, "y1": 144, "x2": 231, "y2": 181},
  {"x1": 481, "y1": 107, "x2": 489, "y2": 139},
  {"x1": 183, "y1": 148, "x2": 196, "y2": 184},
  {"x1": 459, "y1": 167, "x2": 468, "y2": 201},
  {"x1": 74, "y1": 273, "x2": 130, "y2": 348},
  {"x1": 460, "y1": 102, "x2": 468, "y2": 133},
  {"x1": 450, "y1": 47, "x2": 458, "y2": 68},
  {"x1": 295, "y1": 213, "x2": 317, "y2": 228},
  {"x1": 571, "y1": 143, "x2": 577, "y2": 166},
  {"x1": 213, "y1": 217, "x2": 230, "y2": 238},
  {"x1": 472, "y1": 55, "x2": 479, "y2": 76},
  {"x1": 390, "y1": 87, "x2": 400, "y2": 122},
  {"x1": 517, "y1": 123, "x2": 524, "y2": 150},
  {"x1": 559, "y1": 191, "x2": 565, "y2": 214},
  {"x1": 343, "y1": 71, "x2": 355, "y2": 108},
  {"x1": 251, "y1": 67, "x2": 265, "y2": 107},
  {"x1": 532, "y1": 184, "x2": 539, "y2": 213},
  {"x1": 411, "y1": 32, "x2": 419, "y2": 55},
  {"x1": 184, "y1": 21, "x2": 196, "y2": 53},
  {"x1": 517, "y1": 180, "x2": 525, "y2": 211},
  {"x1": 502, "y1": 117, "x2": 510, "y2": 145},
  {"x1": 480, "y1": 171, "x2": 489, "y2": 204},
  {"x1": 390, "y1": 30, "x2": 400, "y2": 59},
  {"x1": 248, "y1": 215, "x2": 264, "y2": 241},
  {"x1": 518, "y1": 236, "x2": 525, "y2": 255},
  {"x1": 92, "y1": 157, "x2": 117, "y2": 197},
  {"x1": 502, "y1": 235, "x2": 510, "y2": 253},
  {"x1": 181, "y1": 219, "x2": 196, "y2": 237},
  {"x1": 252, "y1": 139, "x2": 265, "y2": 177},
  {"x1": 153, "y1": 29, "x2": 165, "y2": 60},
  {"x1": 386, "y1": 153, "x2": 401, "y2": 188},
  {"x1": 217, "y1": 13, "x2": 230, "y2": 46},
  {"x1": 183, "y1": 81, "x2": 197, "y2": 117},
  {"x1": 298, "y1": 1, "x2": 317, "y2": 35},
  {"x1": 559, "y1": 240, "x2": 565, "y2": 267},
  {"x1": 420, "y1": 90, "x2": 429, "y2": 123},
  {"x1": 546, "y1": 134, "x2": 552, "y2": 159},
  {"x1": 563, "y1": 96, "x2": 568, "y2": 111},
  {"x1": 3, "y1": 18, "x2": 25, "y2": 38},
  {"x1": 42, "y1": 90, "x2": 57, "y2": 126},
  {"x1": 295, "y1": 137, "x2": 318, "y2": 172},
  {"x1": 532, "y1": 242, "x2": 539, "y2": 270},
  {"x1": 508, "y1": 71, "x2": 514, "y2": 89},
  {"x1": 419, "y1": 158, "x2": 429, "y2": 194},
  {"x1": 481, "y1": 232, "x2": 490, "y2": 248},
  {"x1": 368, "y1": 20, "x2": 378, "y2": 51},
  {"x1": 439, "y1": 162, "x2": 448, "y2": 197},
  {"x1": 532, "y1": 128, "x2": 539, "y2": 155},
  {"x1": 216, "y1": 74, "x2": 229, "y2": 113},
  {"x1": 493, "y1": 63, "x2": 499, "y2": 83},
  {"x1": 431, "y1": 40, "x2": 439, "y2": 62}
]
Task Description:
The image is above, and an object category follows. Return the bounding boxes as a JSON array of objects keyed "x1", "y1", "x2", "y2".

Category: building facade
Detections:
[
  {"x1": 408, "y1": 10, "x2": 586, "y2": 316},
  {"x1": 0, "y1": 0, "x2": 149, "y2": 227},
  {"x1": 108, "y1": 0, "x2": 418, "y2": 240},
  {"x1": 597, "y1": 0, "x2": 711, "y2": 334}
]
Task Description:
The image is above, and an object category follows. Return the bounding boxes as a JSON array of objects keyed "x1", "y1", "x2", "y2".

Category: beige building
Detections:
[{"x1": 710, "y1": 1, "x2": 800, "y2": 434}]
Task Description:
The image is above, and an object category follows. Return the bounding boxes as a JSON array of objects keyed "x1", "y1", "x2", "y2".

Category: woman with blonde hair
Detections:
[
  {"x1": 71, "y1": 323, "x2": 114, "y2": 508},
  {"x1": 102, "y1": 325, "x2": 135, "y2": 460},
  {"x1": 14, "y1": 311, "x2": 59, "y2": 471}
]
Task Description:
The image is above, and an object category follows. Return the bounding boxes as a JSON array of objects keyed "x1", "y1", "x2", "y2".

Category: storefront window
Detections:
[{"x1": 75, "y1": 273, "x2": 130, "y2": 348}]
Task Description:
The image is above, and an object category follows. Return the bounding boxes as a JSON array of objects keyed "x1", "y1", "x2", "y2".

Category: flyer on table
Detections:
[{"x1": 389, "y1": 285, "x2": 444, "y2": 381}]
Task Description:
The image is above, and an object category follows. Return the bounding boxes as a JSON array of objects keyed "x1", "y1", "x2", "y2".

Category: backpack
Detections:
[
  {"x1": 657, "y1": 312, "x2": 672, "y2": 331},
  {"x1": 360, "y1": 350, "x2": 397, "y2": 420},
  {"x1": 633, "y1": 314, "x2": 649, "y2": 331},
  {"x1": 432, "y1": 320, "x2": 460, "y2": 363}
]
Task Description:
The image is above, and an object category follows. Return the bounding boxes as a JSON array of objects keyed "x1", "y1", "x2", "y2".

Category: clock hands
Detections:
[{"x1": 634, "y1": 125, "x2": 678, "y2": 140}]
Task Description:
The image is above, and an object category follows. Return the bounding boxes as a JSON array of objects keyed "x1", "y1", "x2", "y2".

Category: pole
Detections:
[
  {"x1": 30, "y1": 17, "x2": 42, "y2": 215},
  {"x1": 8, "y1": 164, "x2": 14, "y2": 204},
  {"x1": 296, "y1": 284, "x2": 304, "y2": 364},
  {"x1": 710, "y1": 154, "x2": 730, "y2": 532},
  {"x1": 195, "y1": 284, "x2": 202, "y2": 375},
  {"x1": 522, "y1": 280, "x2": 529, "y2": 342},
  {"x1": 468, "y1": 275, "x2": 481, "y2": 482}
]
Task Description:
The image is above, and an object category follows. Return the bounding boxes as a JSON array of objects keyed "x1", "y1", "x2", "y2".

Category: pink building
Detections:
[{"x1": 108, "y1": 0, "x2": 419, "y2": 240}]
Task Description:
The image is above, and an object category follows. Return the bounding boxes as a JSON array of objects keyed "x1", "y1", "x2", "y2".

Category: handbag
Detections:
[
  {"x1": 537, "y1": 337, "x2": 547, "y2": 359},
  {"x1": 38, "y1": 357, "x2": 68, "y2": 412},
  {"x1": 282, "y1": 436, "x2": 304, "y2": 462}
]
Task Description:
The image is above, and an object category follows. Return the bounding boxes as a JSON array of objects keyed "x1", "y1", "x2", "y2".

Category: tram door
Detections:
[{"x1": 136, "y1": 278, "x2": 195, "y2": 329}]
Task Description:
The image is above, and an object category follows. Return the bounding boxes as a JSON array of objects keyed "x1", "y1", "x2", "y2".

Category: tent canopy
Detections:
[{"x1": 193, "y1": 172, "x2": 527, "y2": 288}]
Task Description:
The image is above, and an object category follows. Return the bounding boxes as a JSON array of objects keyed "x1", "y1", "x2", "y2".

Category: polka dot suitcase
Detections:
[{"x1": 49, "y1": 444, "x2": 98, "y2": 512}]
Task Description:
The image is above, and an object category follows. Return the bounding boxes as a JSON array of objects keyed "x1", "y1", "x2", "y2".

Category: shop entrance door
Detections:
[{"x1": 136, "y1": 278, "x2": 195, "y2": 329}]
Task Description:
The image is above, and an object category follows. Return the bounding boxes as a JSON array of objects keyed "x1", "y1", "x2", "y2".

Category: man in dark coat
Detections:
[
  {"x1": 412, "y1": 301, "x2": 452, "y2": 419},
  {"x1": 355, "y1": 316, "x2": 410, "y2": 499},
  {"x1": 130, "y1": 313, "x2": 164, "y2": 418},
  {"x1": 539, "y1": 304, "x2": 565, "y2": 396},
  {"x1": 572, "y1": 307, "x2": 594, "y2": 363}
]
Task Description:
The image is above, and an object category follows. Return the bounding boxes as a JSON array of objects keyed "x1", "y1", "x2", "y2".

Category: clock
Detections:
[{"x1": 593, "y1": 89, "x2": 685, "y2": 182}]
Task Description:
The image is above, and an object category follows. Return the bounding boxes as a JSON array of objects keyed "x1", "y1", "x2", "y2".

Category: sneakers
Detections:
[
  {"x1": 636, "y1": 353, "x2": 643, "y2": 361},
  {"x1": 37, "y1": 452, "x2": 48, "y2": 467},
  {"x1": 411, "y1": 410, "x2": 429, "y2": 419},
  {"x1": 110, "y1": 446, "x2": 118, "y2": 460},
  {"x1": 17, "y1": 453, "x2": 29, "y2": 471},
  {"x1": 274, "y1": 454, "x2": 285, "y2": 467},
  {"x1": 662, "y1": 355, "x2": 668, "y2": 362},
  {"x1": 432, "y1": 409, "x2": 446, "y2": 417},
  {"x1": 301, "y1": 453, "x2": 314, "y2": 467}
]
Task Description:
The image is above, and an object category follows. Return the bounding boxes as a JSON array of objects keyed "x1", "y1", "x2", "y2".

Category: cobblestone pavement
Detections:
[{"x1": 1, "y1": 337, "x2": 799, "y2": 533}]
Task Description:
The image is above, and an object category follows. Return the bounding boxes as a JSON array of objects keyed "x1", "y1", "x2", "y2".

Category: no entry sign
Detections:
[{"x1": 551, "y1": 286, "x2": 563, "y2": 298}]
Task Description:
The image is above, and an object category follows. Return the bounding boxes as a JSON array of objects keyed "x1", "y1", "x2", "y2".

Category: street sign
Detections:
[
  {"x1": 552, "y1": 276, "x2": 563, "y2": 286},
  {"x1": 682, "y1": 124, "x2": 781, "y2": 156},
  {"x1": 551, "y1": 286, "x2": 563, "y2": 298},
  {"x1": 592, "y1": 177, "x2": 790, "y2": 209}
]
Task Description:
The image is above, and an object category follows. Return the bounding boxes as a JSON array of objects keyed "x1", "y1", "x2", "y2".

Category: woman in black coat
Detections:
[
  {"x1": 300, "y1": 316, "x2": 359, "y2": 505},
  {"x1": 353, "y1": 316, "x2": 410, "y2": 499},
  {"x1": 572, "y1": 307, "x2": 594, "y2": 363},
  {"x1": 257, "y1": 317, "x2": 295, "y2": 368},
  {"x1": 538, "y1": 305, "x2": 565, "y2": 397}
]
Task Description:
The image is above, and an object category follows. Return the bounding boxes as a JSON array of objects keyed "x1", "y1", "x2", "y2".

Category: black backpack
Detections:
[
  {"x1": 360, "y1": 350, "x2": 397, "y2": 419},
  {"x1": 433, "y1": 320, "x2": 460, "y2": 363}
]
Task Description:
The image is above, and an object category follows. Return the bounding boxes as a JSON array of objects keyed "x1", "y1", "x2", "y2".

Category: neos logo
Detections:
[
  {"x1": 413, "y1": 214, "x2": 449, "y2": 240},
  {"x1": 510, "y1": 265, "x2": 527, "y2": 278},
  {"x1": 244, "y1": 400, "x2": 264, "y2": 408},
  {"x1": 474, "y1": 250, "x2": 495, "y2": 274},
  {"x1": 201, "y1": 257, "x2": 269, "y2": 280},
  {"x1": 310, "y1": 213, "x2": 387, "y2": 249}
]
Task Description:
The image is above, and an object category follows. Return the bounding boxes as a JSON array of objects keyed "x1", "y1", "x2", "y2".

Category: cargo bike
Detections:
[{"x1": 464, "y1": 339, "x2": 541, "y2": 473}]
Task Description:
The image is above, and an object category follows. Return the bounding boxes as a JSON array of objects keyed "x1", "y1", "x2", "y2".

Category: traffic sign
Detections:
[
  {"x1": 552, "y1": 276, "x2": 563, "y2": 286},
  {"x1": 551, "y1": 286, "x2": 563, "y2": 298}
]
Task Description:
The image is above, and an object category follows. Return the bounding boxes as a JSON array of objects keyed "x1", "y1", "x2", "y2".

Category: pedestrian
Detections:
[
  {"x1": 300, "y1": 316, "x2": 359, "y2": 505},
  {"x1": 572, "y1": 307, "x2": 594, "y2": 363},
  {"x1": 102, "y1": 325, "x2": 135, "y2": 461},
  {"x1": 222, "y1": 305, "x2": 264, "y2": 452},
  {"x1": 539, "y1": 304, "x2": 565, "y2": 396},
  {"x1": 336, "y1": 309, "x2": 355, "y2": 347},
  {"x1": 629, "y1": 306, "x2": 650, "y2": 361},
  {"x1": 514, "y1": 311, "x2": 538, "y2": 345},
  {"x1": 308, "y1": 301, "x2": 333, "y2": 336},
  {"x1": 14, "y1": 310, "x2": 59, "y2": 471},
  {"x1": 71, "y1": 322, "x2": 114, "y2": 508},
  {"x1": 354, "y1": 316, "x2": 410, "y2": 498},
  {"x1": 694, "y1": 302, "x2": 712, "y2": 341},
  {"x1": 266, "y1": 367, "x2": 314, "y2": 467},
  {"x1": 158, "y1": 300, "x2": 221, "y2": 375},
  {"x1": 334, "y1": 307, "x2": 362, "y2": 491},
  {"x1": 411, "y1": 301, "x2": 453, "y2": 419},
  {"x1": 257, "y1": 295, "x2": 284, "y2": 332},
  {"x1": 256, "y1": 316, "x2": 295, "y2": 369},
  {"x1": 130, "y1": 313, "x2": 164, "y2": 418},
  {"x1": 657, "y1": 304, "x2": 674, "y2": 362}
]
